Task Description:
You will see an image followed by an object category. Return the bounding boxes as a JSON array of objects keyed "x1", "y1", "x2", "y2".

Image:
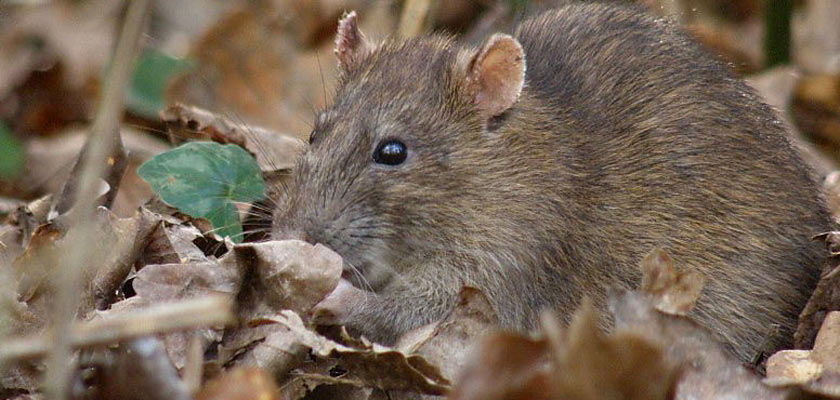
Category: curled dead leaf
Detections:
[
  {"x1": 244, "y1": 240, "x2": 342, "y2": 315},
  {"x1": 640, "y1": 248, "x2": 706, "y2": 315},
  {"x1": 196, "y1": 367, "x2": 281, "y2": 400},
  {"x1": 93, "y1": 337, "x2": 191, "y2": 400},
  {"x1": 549, "y1": 301, "x2": 678, "y2": 400},
  {"x1": 768, "y1": 311, "x2": 840, "y2": 397},
  {"x1": 267, "y1": 310, "x2": 450, "y2": 395},
  {"x1": 797, "y1": 232, "x2": 840, "y2": 350},
  {"x1": 609, "y1": 289, "x2": 791, "y2": 399},
  {"x1": 448, "y1": 333, "x2": 551, "y2": 400}
]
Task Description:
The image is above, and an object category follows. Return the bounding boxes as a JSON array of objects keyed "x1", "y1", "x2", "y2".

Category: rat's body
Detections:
[{"x1": 273, "y1": 3, "x2": 832, "y2": 361}]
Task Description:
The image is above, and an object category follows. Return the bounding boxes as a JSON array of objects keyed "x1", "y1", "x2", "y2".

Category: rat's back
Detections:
[{"x1": 515, "y1": 3, "x2": 832, "y2": 360}]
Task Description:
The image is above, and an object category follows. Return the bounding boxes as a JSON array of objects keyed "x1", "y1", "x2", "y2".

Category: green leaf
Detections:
[
  {"x1": 126, "y1": 49, "x2": 193, "y2": 119},
  {"x1": 0, "y1": 122, "x2": 23, "y2": 180},
  {"x1": 138, "y1": 142, "x2": 265, "y2": 242}
]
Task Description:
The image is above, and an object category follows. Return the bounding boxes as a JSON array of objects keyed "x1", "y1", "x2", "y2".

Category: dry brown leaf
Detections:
[
  {"x1": 767, "y1": 350, "x2": 823, "y2": 385},
  {"x1": 165, "y1": 8, "x2": 328, "y2": 140},
  {"x1": 639, "y1": 248, "x2": 706, "y2": 315},
  {"x1": 10, "y1": 207, "x2": 151, "y2": 325},
  {"x1": 609, "y1": 289, "x2": 790, "y2": 399},
  {"x1": 87, "y1": 207, "x2": 160, "y2": 310},
  {"x1": 98, "y1": 253, "x2": 242, "y2": 369},
  {"x1": 450, "y1": 297, "x2": 676, "y2": 400},
  {"x1": 160, "y1": 104, "x2": 303, "y2": 173},
  {"x1": 767, "y1": 312, "x2": 840, "y2": 397},
  {"x1": 196, "y1": 367, "x2": 281, "y2": 400},
  {"x1": 687, "y1": 23, "x2": 760, "y2": 75},
  {"x1": 280, "y1": 352, "x2": 386, "y2": 400},
  {"x1": 791, "y1": 74, "x2": 840, "y2": 168},
  {"x1": 216, "y1": 240, "x2": 342, "y2": 369},
  {"x1": 283, "y1": 379, "x2": 375, "y2": 400},
  {"x1": 229, "y1": 320, "x2": 309, "y2": 379},
  {"x1": 792, "y1": 0, "x2": 840, "y2": 75},
  {"x1": 3, "y1": 394, "x2": 43, "y2": 400},
  {"x1": 747, "y1": 66, "x2": 801, "y2": 114},
  {"x1": 549, "y1": 301, "x2": 678, "y2": 400},
  {"x1": 239, "y1": 240, "x2": 341, "y2": 315},
  {"x1": 0, "y1": 31, "x2": 43, "y2": 102},
  {"x1": 92, "y1": 226, "x2": 245, "y2": 370},
  {"x1": 22, "y1": 127, "x2": 170, "y2": 217},
  {"x1": 2, "y1": 0, "x2": 119, "y2": 87},
  {"x1": 93, "y1": 337, "x2": 191, "y2": 400},
  {"x1": 2, "y1": 195, "x2": 53, "y2": 249},
  {"x1": 129, "y1": 260, "x2": 242, "y2": 304},
  {"x1": 0, "y1": 63, "x2": 93, "y2": 141},
  {"x1": 794, "y1": 73, "x2": 840, "y2": 114},
  {"x1": 746, "y1": 67, "x2": 837, "y2": 179},
  {"x1": 796, "y1": 232, "x2": 840, "y2": 349},
  {"x1": 269, "y1": 0, "x2": 371, "y2": 48},
  {"x1": 165, "y1": 1, "x2": 396, "y2": 141},
  {"x1": 429, "y1": 0, "x2": 488, "y2": 35},
  {"x1": 136, "y1": 218, "x2": 209, "y2": 267},
  {"x1": 265, "y1": 310, "x2": 450, "y2": 395},
  {"x1": 448, "y1": 333, "x2": 552, "y2": 400},
  {"x1": 279, "y1": 374, "x2": 312, "y2": 400},
  {"x1": 0, "y1": 215, "x2": 59, "y2": 394},
  {"x1": 0, "y1": 223, "x2": 27, "y2": 338},
  {"x1": 812, "y1": 313, "x2": 840, "y2": 375},
  {"x1": 11, "y1": 223, "x2": 62, "y2": 308},
  {"x1": 1, "y1": 221, "x2": 38, "y2": 331},
  {"x1": 0, "y1": 363, "x2": 42, "y2": 398}
]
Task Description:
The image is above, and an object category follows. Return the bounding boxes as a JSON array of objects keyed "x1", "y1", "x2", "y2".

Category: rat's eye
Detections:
[
  {"x1": 374, "y1": 140, "x2": 407, "y2": 165},
  {"x1": 308, "y1": 130, "x2": 317, "y2": 144}
]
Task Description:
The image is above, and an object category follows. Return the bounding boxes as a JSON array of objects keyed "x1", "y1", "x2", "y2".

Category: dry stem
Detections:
[
  {"x1": 42, "y1": 0, "x2": 151, "y2": 398},
  {"x1": 1, "y1": 296, "x2": 234, "y2": 363},
  {"x1": 398, "y1": 0, "x2": 433, "y2": 38}
]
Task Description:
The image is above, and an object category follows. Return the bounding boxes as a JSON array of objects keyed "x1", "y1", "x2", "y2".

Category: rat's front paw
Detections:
[
  {"x1": 310, "y1": 278, "x2": 422, "y2": 344},
  {"x1": 311, "y1": 278, "x2": 369, "y2": 325}
]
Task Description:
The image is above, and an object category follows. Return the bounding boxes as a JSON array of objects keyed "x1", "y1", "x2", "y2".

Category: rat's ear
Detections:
[
  {"x1": 335, "y1": 11, "x2": 373, "y2": 73},
  {"x1": 465, "y1": 34, "x2": 526, "y2": 119}
]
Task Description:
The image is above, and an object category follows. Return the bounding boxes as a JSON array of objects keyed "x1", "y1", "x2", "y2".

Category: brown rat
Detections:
[{"x1": 272, "y1": 3, "x2": 833, "y2": 362}]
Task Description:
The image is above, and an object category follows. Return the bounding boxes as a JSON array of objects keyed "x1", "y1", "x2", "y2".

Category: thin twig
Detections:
[
  {"x1": 183, "y1": 334, "x2": 205, "y2": 395},
  {"x1": 43, "y1": 1, "x2": 151, "y2": 399},
  {"x1": 1, "y1": 296, "x2": 235, "y2": 363}
]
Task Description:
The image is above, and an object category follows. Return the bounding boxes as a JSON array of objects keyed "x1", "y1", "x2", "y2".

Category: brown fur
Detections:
[{"x1": 273, "y1": 3, "x2": 833, "y2": 361}]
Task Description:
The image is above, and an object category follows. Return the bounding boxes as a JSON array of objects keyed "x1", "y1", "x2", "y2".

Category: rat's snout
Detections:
[
  {"x1": 272, "y1": 190, "x2": 344, "y2": 252},
  {"x1": 271, "y1": 178, "x2": 318, "y2": 244},
  {"x1": 273, "y1": 193, "x2": 395, "y2": 291}
]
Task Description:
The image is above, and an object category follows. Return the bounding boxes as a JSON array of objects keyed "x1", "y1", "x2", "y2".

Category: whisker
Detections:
[
  {"x1": 345, "y1": 259, "x2": 375, "y2": 295},
  {"x1": 348, "y1": 234, "x2": 384, "y2": 240}
]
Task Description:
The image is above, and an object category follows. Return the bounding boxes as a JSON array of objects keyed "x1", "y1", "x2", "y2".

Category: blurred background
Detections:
[{"x1": 0, "y1": 0, "x2": 839, "y2": 217}]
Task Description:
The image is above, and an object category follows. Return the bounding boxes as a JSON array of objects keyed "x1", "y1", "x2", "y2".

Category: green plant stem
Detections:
[
  {"x1": 398, "y1": 0, "x2": 433, "y2": 38},
  {"x1": 764, "y1": 0, "x2": 794, "y2": 68}
]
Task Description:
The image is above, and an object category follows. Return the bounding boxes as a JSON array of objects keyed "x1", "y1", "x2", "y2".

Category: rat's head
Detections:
[{"x1": 272, "y1": 11, "x2": 526, "y2": 289}]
